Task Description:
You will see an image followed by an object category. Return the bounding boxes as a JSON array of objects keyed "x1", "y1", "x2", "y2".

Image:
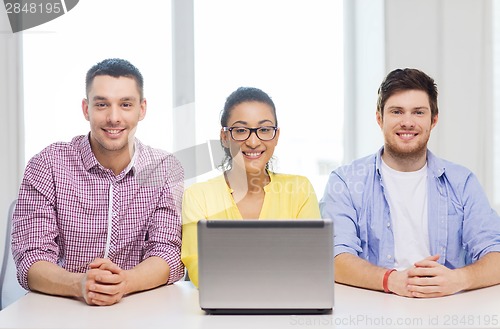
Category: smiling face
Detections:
[
  {"x1": 377, "y1": 89, "x2": 438, "y2": 169},
  {"x1": 221, "y1": 101, "x2": 279, "y2": 175},
  {"x1": 82, "y1": 75, "x2": 146, "y2": 165}
]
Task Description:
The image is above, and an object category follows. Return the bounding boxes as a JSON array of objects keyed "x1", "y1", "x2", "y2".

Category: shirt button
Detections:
[
  {"x1": 387, "y1": 255, "x2": 392, "y2": 259},
  {"x1": 387, "y1": 222, "x2": 391, "y2": 227}
]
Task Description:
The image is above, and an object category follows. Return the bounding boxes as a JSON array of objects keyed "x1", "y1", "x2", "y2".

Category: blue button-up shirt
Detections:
[{"x1": 320, "y1": 148, "x2": 500, "y2": 269}]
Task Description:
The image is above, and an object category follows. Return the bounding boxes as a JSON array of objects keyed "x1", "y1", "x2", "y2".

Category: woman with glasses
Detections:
[{"x1": 181, "y1": 87, "x2": 321, "y2": 287}]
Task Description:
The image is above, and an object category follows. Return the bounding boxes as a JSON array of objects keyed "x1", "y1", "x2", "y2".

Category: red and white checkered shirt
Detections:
[{"x1": 12, "y1": 135, "x2": 184, "y2": 290}]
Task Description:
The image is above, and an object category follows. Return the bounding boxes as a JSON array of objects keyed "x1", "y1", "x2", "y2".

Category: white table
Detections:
[{"x1": 0, "y1": 281, "x2": 499, "y2": 329}]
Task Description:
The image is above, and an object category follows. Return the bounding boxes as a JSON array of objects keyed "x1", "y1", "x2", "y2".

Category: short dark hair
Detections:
[
  {"x1": 377, "y1": 68, "x2": 438, "y2": 119},
  {"x1": 219, "y1": 87, "x2": 277, "y2": 171},
  {"x1": 85, "y1": 58, "x2": 144, "y2": 99}
]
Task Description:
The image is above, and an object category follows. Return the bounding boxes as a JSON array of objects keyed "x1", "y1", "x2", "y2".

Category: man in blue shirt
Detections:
[{"x1": 320, "y1": 68, "x2": 500, "y2": 298}]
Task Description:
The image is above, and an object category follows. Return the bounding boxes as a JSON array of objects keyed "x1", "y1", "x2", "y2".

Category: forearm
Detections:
[
  {"x1": 28, "y1": 261, "x2": 84, "y2": 298},
  {"x1": 334, "y1": 253, "x2": 388, "y2": 291},
  {"x1": 459, "y1": 252, "x2": 500, "y2": 291},
  {"x1": 124, "y1": 256, "x2": 170, "y2": 294}
]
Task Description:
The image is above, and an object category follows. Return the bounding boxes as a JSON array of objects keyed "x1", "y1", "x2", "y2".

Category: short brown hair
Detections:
[{"x1": 377, "y1": 68, "x2": 438, "y2": 119}]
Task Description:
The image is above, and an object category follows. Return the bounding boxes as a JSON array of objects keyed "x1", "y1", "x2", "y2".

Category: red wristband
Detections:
[{"x1": 383, "y1": 269, "x2": 396, "y2": 293}]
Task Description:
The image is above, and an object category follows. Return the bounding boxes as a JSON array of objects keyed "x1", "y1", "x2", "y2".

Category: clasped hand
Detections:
[
  {"x1": 389, "y1": 255, "x2": 466, "y2": 298},
  {"x1": 81, "y1": 258, "x2": 129, "y2": 306}
]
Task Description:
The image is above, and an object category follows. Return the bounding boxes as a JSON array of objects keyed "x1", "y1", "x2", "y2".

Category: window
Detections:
[
  {"x1": 22, "y1": 0, "x2": 173, "y2": 162},
  {"x1": 193, "y1": 0, "x2": 344, "y2": 195},
  {"x1": 22, "y1": 0, "x2": 344, "y2": 197}
]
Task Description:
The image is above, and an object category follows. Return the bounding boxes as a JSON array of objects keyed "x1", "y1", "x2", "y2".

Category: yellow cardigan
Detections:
[{"x1": 181, "y1": 172, "x2": 321, "y2": 287}]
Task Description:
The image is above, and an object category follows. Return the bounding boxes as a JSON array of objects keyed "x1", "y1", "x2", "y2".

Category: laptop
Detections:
[{"x1": 197, "y1": 218, "x2": 334, "y2": 314}]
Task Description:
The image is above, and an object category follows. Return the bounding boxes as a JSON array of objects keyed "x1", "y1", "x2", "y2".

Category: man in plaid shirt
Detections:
[{"x1": 12, "y1": 58, "x2": 184, "y2": 306}]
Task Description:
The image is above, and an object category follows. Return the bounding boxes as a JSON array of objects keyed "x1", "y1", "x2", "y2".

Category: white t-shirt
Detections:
[{"x1": 381, "y1": 159, "x2": 430, "y2": 270}]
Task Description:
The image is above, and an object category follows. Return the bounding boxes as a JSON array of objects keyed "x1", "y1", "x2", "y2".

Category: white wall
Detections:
[
  {"x1": 384, "y1": 0, "x2": 493, "y2": 198},
  {"x1": 0, "y1": 8, "x2": 24, "y2": 267}
]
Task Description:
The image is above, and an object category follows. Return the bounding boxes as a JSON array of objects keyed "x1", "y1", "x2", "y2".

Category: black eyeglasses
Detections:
[{"x1": 223, "y1": 126, "x2": 278, "y2": 141}]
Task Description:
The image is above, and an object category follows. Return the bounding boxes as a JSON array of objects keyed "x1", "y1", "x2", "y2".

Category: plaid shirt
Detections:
[{"x1": 12, "y1": 135, "x2": 184, "y2": 290}]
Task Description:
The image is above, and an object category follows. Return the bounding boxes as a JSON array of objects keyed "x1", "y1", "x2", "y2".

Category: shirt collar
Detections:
[
  {"x1": 375, "y1": 146, "x2": 446, "y2": 178},
  {"x1": 263, "y1": 170, "x2": 275, "y2": 192},
  {"x1": 132, "y1": 140, "x2": 160, "y2": 176},
  {"x1": 426, "y1": 149, "x2": 446, "y2": 178},
  {"x1": 124, "y1": 144, "x2": 138, "y2": 176},
  {"x1": 80, "y1": 134, "x2": 99, "y2": 171},
  {"x1": 79, "y1": 133, "x2": 140, "y2": 175}
]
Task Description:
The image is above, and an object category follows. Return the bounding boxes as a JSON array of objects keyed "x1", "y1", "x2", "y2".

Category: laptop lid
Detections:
[{"x1": 197, "y1": 219, "x2": 334, "y2": 314}]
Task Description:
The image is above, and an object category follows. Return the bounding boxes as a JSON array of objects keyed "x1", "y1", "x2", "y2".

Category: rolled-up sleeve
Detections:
[
  {"x1": 12, "y1": 152, "x2": 60, "y2": 290},
  {"x1": 144, "y1": 155, "x2": 185, "y2": 284},
  {"x1": 461, "y1": 172, "x2": 500, "y2": 261},
  {"x1": 320, "y1": 171, "x2": 363, "y2": 258}
]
